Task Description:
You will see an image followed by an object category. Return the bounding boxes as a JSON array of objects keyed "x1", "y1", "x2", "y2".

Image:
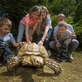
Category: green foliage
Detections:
[
  {"x1": 51, "y1": 15, "x2": 57, "y2": 28},
  {"x1": 65, "y1": 16, "x2": 73, "y2": 24},
  {"x1": 74, "y1": 0, "x2": 82, "y2": 23},
  {"x1": 0, "y1": 0, "x2": 82, "y2": 48},
  {"x1": 73, "y1": 22, "x2": 82, "y2": 47}
]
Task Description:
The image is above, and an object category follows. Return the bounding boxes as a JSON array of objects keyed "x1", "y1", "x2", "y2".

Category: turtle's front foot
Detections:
[{"x1": 7, "y1": 57, "x2": 21, "y2": 71}]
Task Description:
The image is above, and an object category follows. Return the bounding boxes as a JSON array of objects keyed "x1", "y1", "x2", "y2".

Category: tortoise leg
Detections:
[
  {"x1": 7, "y1": 56, "x2": 22, "y2": 71},
  {"x1": 44, "y1": 58, "x2": 62, "y2": 75}
]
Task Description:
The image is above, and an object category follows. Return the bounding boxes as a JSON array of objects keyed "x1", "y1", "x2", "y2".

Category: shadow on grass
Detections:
[
  {"x1": 0, "y1": 65, "x2": 55, "y2": 82},
  {"x1": 0, "y1": 66, "x2": 35, "y2": 82}
]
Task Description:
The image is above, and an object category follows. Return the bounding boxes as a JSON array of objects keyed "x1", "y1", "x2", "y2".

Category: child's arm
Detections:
[
  {"x1": 64, "y1": 30, "x2": 73, "y2": 45},
  {"x1": 72, "y1": 32, "x2": 77, "y2": 39},
  {"x1": 29, "y1": 22, "x2": 39, "y2": 41},
  {"x1": 64, "y1": 36, "x2": 72, "y2": 45},
  {"x1": 25, "y1": 22, "x2": 31, "y2": 44},
  {"x1": 53, "y1": 36, "x2": 60, "y2": 48},
  {"x1": 12, "y1": 42, "x2": 26, "y2": 47}
]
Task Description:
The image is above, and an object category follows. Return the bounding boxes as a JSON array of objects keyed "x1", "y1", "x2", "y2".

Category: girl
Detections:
[
  {"x1": 17, "y1": 5, "x2": 41, "y2": 44},
  {"x1": 36, "y1": 6, "x2": 53, "y2": 56}
]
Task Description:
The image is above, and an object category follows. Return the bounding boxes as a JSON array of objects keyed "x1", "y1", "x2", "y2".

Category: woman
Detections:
[{"x1": 36, "y1": 6, "x2": 53, "y2": 56}]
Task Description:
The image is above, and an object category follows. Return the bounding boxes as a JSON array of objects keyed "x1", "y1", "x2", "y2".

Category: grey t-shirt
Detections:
[
  {"x1": 40, "y1": 17, "x2": 52, "y2": 32},
  {"x1": 54, "y1": 30, "x2": 72, "y2": 41},
  {"x1": 0, "y1": 33, "x2": 15, "y2": 46}
]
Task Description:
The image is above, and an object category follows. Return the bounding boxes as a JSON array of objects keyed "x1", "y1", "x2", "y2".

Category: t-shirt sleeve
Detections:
[
  {"x1": 46, "y1": 18, "x2": 52, "y2": 24},
  {"x1": 53, "y1": 26, "x2": 58, "y2": 35},
  {"x1": 24, "y1": 15, "x2": 30, "y2": 23},
  {"x1": 67, "y1": 24, "x2": 74, "y2": 33},
  {"x1": 9, "y1": 33, "x2": 16, "y2": 43},
  {"x1": 66, "y1": 30, "x2": 73, "y2": 36},
  {"x1": 53, "y1": 30, "x2": 58, "y2": 36},
  {"x1": 20, "y1": 14, "x2": 30, "y2": 25}
]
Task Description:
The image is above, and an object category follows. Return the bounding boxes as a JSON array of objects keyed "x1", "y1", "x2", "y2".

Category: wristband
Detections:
[{"x1": 41, "y1": 39, "x2": 44, "y2": 42}]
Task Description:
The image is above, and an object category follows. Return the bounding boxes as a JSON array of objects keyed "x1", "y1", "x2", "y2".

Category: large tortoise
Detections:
[{"x1": 7, "y1": 43, "x2": 62, "y2": 75}]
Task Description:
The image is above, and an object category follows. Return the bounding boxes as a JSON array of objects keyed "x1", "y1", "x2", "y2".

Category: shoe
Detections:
[
  {"x1": 0, "y1": 60, "x2": 2, "y2": 66},
  {"x1": 57, "y1": 54, "x2": 61, "y2": 60},
  {"x1": 0, "y1": 58, "x2": 2, "y2": 66},
  {"x1": 0, "y1": 63, "x2": 2, "y2": 66},
  {"x1": 68, "y1": 53, "x2": 74, "y2": 60},
  {"x1": 47, "y1": 50, "x2": 52, "y2": 56},
  {"x1": 60, "y1": 56, "x2": 67, "y2": 62}
]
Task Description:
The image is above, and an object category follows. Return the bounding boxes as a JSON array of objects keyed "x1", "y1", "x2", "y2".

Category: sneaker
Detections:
[
  {"x1": 0, "y1": 58, "x2": 2, "y2": 66},
  {"x1": 0, "y1": 60, "x2": 2, "y2": 66},
  {"x1": 68, "y1": 53, "x2": 74, "y2": 60},
  {"x1": 0, "y1": 62, "x2": 2, "y2": 66},
  {"x1": 60, "y1": 56, "x2": 67, "y2": 62},
  {"x1": 47, "y1": 50, "x2": 52, "y2": 56},
  {"x1": 57, "y1": 54, "x2": 61, "y2": 60}
]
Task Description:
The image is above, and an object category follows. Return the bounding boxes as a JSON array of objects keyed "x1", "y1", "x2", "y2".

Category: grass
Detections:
[{"x1": 0, "y1": 51, "x2": 82, "y2": 82}]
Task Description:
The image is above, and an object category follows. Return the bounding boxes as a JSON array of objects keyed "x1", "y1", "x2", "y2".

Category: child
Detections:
[
  {"x1": 0, "y1": 18, "x2": 26, "y2": 66},
  {"x1": 17, "y1": 5, "x2": 41, "y2": 44},
  {"x1": 49, "y1": 14, "x2": 79, "y2": 60},
  {"x1": 36, "y1": 6, "x2": 53, "y2": 56},
  {"x1": 53, "y1": 21, "x2": 72, "y2": 61}
]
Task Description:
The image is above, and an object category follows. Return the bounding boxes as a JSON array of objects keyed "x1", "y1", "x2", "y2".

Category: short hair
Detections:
[
  {"x1": 58, "y1": 21, "x2": 67, "y2": 28},
  {"x1": 57, "y1": 13, "x2": 65, "y2": 18},
  {"x1": 0, "y1": 18, "x2": 12, "y2": 28}
]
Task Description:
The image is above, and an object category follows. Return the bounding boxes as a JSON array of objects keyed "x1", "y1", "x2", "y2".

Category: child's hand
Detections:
[
  {"x1": 64, "y1": 40, "x2": 69, "y2": 46},
  {"x1": 56, "y1": 42, "x2": 60, "y2": 48},
  {"x1": 27, "y1": 41, "x2": 31, "y2": 44},
  {"x1": 19, "y1": 42, "x2": 26, "y2": 46}
]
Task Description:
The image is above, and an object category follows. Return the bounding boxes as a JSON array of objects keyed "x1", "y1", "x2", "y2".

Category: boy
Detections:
[
  {"x1": 53, "y1": 21, "x2": 72, "y2": 61},
  {"x1": 0, "y1": 18, "x2": 26, "y2": 66},
  {"x1": 49, "y1": 14, "x2": 79, "y2": 60}
]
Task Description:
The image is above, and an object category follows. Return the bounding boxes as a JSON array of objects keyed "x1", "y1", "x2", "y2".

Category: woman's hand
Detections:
[{"x1": 38, "y1": 40, "x2": 43, "y2": 46}]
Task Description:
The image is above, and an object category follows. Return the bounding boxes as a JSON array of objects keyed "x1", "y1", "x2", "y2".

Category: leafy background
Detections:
[{"x1": 0, "y1": 0, "x2": 82, "y2": 48}]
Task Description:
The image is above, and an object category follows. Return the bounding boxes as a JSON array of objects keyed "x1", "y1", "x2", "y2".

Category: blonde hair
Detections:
[
  {"x1": 40, "y1": 6, "x2": 50, "y2": 18},
  {"x1": 29, "y1": 5, "x2": 41, "y2": 19},
  {"x1": 58, "y1": 14, "x2": 65, "y2": 18},
  {"x1": 0, "y1": 18, "x2": 12, "y2": 28},
  {"x1": 36, "y1": 6, "x2": 51, "y2": 35}
]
